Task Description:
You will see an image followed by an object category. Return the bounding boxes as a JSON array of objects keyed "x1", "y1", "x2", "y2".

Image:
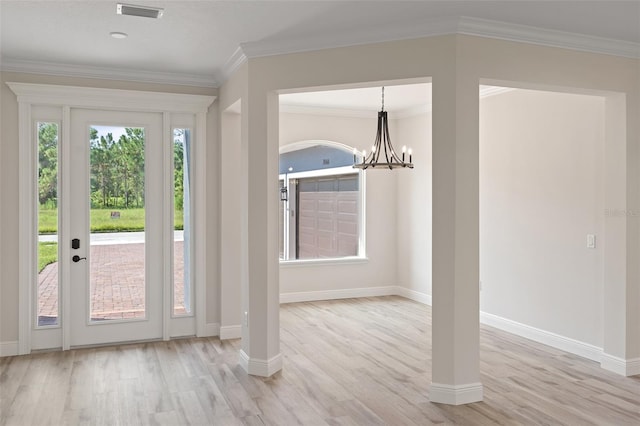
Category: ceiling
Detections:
[
  {"x1": 280, "y1": 83, "x2": 432, "y2": 115},
  {"x1": 1, "y1": 1, "x2": 639, "y2": 88}
]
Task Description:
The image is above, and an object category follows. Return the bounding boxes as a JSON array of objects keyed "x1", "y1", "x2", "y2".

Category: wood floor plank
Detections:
[{"x1": 1, "y1": 296, "x2": 640, "y2": 425}]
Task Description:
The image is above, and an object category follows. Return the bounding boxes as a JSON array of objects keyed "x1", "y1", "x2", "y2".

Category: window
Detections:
[
  {"x1": 280, "y1": 143, "x2": 364, "y2": 261},
  {"x1": 173, "y1": 128, "x2": 192, "y2": 316},
  {"x1": 37, "y1": 122, "x2": 60, "y2": 327}
]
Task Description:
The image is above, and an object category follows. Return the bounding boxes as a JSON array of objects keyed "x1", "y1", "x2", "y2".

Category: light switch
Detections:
[{"x1": 587, "y1": 234, "x2": 596, "y2": 249}]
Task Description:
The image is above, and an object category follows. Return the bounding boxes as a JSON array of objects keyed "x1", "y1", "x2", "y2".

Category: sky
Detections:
[{"x1": 91, "y1": 125, "x2": 132, "y2": 141}]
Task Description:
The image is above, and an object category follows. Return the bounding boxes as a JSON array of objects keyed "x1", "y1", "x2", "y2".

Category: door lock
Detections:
[{"x1": 72, "y1": 255, "x2": 87, "y2": 263}]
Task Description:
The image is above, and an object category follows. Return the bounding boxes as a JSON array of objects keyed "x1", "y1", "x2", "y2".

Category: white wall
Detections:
[
  {"x1": 279, "y1": 112, "x2": 398, "y2": 295},
  {"x1": 479, "y1": 89, "x2": 605, "y2": 347},
  {"x1": 396, "y1": 112, "x2": 432, "y2": 296}
]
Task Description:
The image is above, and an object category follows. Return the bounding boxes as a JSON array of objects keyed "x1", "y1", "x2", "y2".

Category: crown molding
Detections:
[
  {"x1": 240, "y1": 17, "x2": 458, "y2": 59},
  {"x1": 3, "y1": 16, "x2": 637, "y2": 88},
  {"x1": 6, "y1": 82, "x2": 215, "y2": 113},
  {"x1": 457, "y1": 16, "x2": 640, "y2": 59},
  {"x1": 238, "y1": 16, "x2": 639, "y2": 62},
  {"x1": 1, "y1": 57, "x2": 218, "y2": 88},
  {"x1": 218, "y1": 47, "x2": 248, "y2": 84}
]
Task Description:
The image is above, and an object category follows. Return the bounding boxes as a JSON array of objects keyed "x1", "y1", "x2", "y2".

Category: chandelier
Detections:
[{"x1": 353, "y1": 87, "x2": 413, "y2": 170}]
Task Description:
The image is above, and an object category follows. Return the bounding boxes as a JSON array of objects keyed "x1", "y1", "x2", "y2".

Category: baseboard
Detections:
[
  {"x1": 200, "y1": 322, "x2": 220, "y2": 338},
  {"x1": 239, "y1": 349, "x2": 283, "y2": 377},
  {"x1": 220, "y1": 325, "x2": 242, "y2": 340},
  {"x1": 629, "y1": 358, "x2": 640, "y2": 376},
  {"x1": 601, "y1": 353, "x2": 640, "y2": 376},
  {"x1": 277, "y1": 286, "x2": 616, "y2": 373},
  {"x1": 480, "y1": 311, "x2": 602, "y2": 362},
  {"x1": 429, "y1": 382, "x2": 483, "y2": 405},
  {"x1": 280, "y1": 286, "x2": 397, "y2": 304},
  {"x1": 395, "y1": 287, "x2": 432, "y2": 305},
  {"x1": 0, "y1": 341, "x2": 19, "y2": 357}
]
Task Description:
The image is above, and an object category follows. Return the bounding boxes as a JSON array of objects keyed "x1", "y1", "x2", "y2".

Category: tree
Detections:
[
  {"x1": 38, "y1": 123, "x2": 58, "y2": 207},
  {"x1": 174, "y1": 130, "x2": 185, "y2": 211}
]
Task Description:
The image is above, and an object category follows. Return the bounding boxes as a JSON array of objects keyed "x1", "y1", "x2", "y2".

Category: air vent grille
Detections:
[{"x1": 117, "y1": 3, "x2": 164, "y2": 19}]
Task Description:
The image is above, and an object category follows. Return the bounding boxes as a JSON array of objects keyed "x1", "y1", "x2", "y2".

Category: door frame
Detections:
[{"x1": 8, "y1": 82, "x2": 215, "y2": 354}]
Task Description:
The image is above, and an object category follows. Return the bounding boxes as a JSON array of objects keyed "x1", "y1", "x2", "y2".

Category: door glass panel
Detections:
[
  {"x1": 37, "y1": 122, "x2": 59, "y2": 327},
  {"x1": 89, "y1": 126, "x2": 146, "y2": 321},
  {"x1": 173, "y1": 128, "x2": 191, "y2": 315}
]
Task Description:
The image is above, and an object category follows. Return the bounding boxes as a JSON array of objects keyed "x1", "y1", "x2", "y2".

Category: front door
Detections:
[{"x1": 69, "y1": 109, "x2": 163, "y2": 346}]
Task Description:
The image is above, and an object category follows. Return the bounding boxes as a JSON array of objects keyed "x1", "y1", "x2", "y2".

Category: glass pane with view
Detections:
[
  {"x1": 89, "y1": 126, "x2": 146, "y2": 321},
  {"x1": 173, "y1": 128, "x2": 191, "y2": 315},
  {"x1": 279, "y1": 144, "x2": 361, "y2": 261},
  {"x1": 37, "y1": 122, "x2": 59, "y2": 326}
]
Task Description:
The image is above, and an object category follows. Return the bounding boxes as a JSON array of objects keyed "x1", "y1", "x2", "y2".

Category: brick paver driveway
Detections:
[{"x1": 38, "y1": 242, "x2": 186, "y2": 324}]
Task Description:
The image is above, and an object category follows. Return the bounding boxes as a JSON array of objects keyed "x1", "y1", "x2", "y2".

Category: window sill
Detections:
[{"x1": 280, "y1": 256, "x2": 369, "y2": 268}]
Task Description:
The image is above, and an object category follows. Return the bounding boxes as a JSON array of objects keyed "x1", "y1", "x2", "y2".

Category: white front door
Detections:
[{"x1": 69, "y1": 109, "x2": 163, "y2": 346}]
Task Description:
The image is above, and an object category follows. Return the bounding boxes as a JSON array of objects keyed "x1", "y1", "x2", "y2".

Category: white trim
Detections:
[
  {"x1": 239, "y1": 16, "x2": 638, "y2": 62},
  {"x1": 194, "y1": 112, "x2": 208, "y2": 337},
  {"x1": 429, "y1": 382, "x2": 484, "y2": 405},
  {"x1": 3, "y1": 16, "x2": 638, "y2": 88},
  {"x1": 280, "y1": 286, "x2": 397, "y2": 304},
  {"x1": 239, "y1": 350, "x2": 283, "y2": 377},
  {"x1": 162, "y1": 112, "x2": 172, "y2": 341},
  {"x1": 0, "y1": 342, "x2": 19, "y2": 357},
  {"x1": 394, "y1": 287, "x2": 432, "y2": 306},
  {"x1": 480, "y1": 311, "x2": 603, "y2": 362},
  {"x1": 239, "y1": 17, "x2": 454, "y2": 58},
  {"x1": 199, "y1": 322, "x2": 220, "y2": 338},
  {"x1": 280, "y1": 256, "x2": 368, "y2": 268},
  {"x1": 9, "y1": 83, "x2": 214, "y2": 354},
  {"x1": 457, "y1": 16, "x2": 640, "y2": 59},
  {"x1": 218, "y1": 47, "x2": 248, "y2": 84},
  {"x1": 219, "y1": 325, "x2": 242, "y2": 340},
  {"x1": 61, "y1": 106, "x2": 71, "y2": 351},
  {"x1": 17, "y1": 101, "x2": 33, "y2": 356},
  {"x1": 6, "y1": 83, "x2": 215, "y2": 114},
  {"x1": 1, "y1": 57, "x2": 218, "y2": 88},
  {"x1": 601, "y1": 353, "x2": 640, "y2": 377}
]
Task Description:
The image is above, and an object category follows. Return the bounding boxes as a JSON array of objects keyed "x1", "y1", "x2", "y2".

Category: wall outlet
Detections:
[
  {"x1": 587, "y1": 234, "x2": 596, "y2": 249},
  {"x1": 244, "y1": 311, "x2": 249, "y2": 326}
]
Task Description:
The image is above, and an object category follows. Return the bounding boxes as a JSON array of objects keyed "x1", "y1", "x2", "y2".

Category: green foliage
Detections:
[
  {"x1": 38, "y1": 242, "x2": 58, "y2": 272},
  {"x1": 38, "y1": 209, "x2": 58, "y2": 234},
  {"x1": 37, "y1": 126, "x2": 188, "y2": 232},
  {"x1": 38, "y1": 123, "x2": 59, "y2": 207},
  {"x1": 174, "y1": 135, "x2": 185, "y2": 211},
  {"x1": 39, "y1": 208, "x2": 183, "y2": 233},
  {"x1": 90, "y1": 128, "x2": 146, "y2": 209}
]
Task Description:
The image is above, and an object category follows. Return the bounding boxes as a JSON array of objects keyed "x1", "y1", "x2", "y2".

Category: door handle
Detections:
[{"x1": 72, "y1": 255, "x2": 87, "y2": 263}]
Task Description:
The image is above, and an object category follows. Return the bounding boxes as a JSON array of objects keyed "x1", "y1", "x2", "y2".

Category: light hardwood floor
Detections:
[{"x1": 1, "y1": 296, "x2": 639, "y2": 425}]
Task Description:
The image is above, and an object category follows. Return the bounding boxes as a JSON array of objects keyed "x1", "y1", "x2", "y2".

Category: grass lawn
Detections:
[
  {"x1": 37, "y1": 209, "x2": 184, "y2": 271},
  {"x1": 39, "y1": 208, "x2": 184, "y2": 233},
  {"x1": 38, "y1": 242, "x2": 58, "y2": 272}
]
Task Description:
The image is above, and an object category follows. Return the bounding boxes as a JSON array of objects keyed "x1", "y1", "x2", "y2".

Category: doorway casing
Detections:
[{"x1": 8, "y1": 82, "x2": 215, "y2": 354}]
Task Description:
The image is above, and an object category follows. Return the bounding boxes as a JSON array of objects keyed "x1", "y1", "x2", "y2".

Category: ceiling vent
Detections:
[{"x1": 116, "y1": 3, "x2": 164, "y2": 19}]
